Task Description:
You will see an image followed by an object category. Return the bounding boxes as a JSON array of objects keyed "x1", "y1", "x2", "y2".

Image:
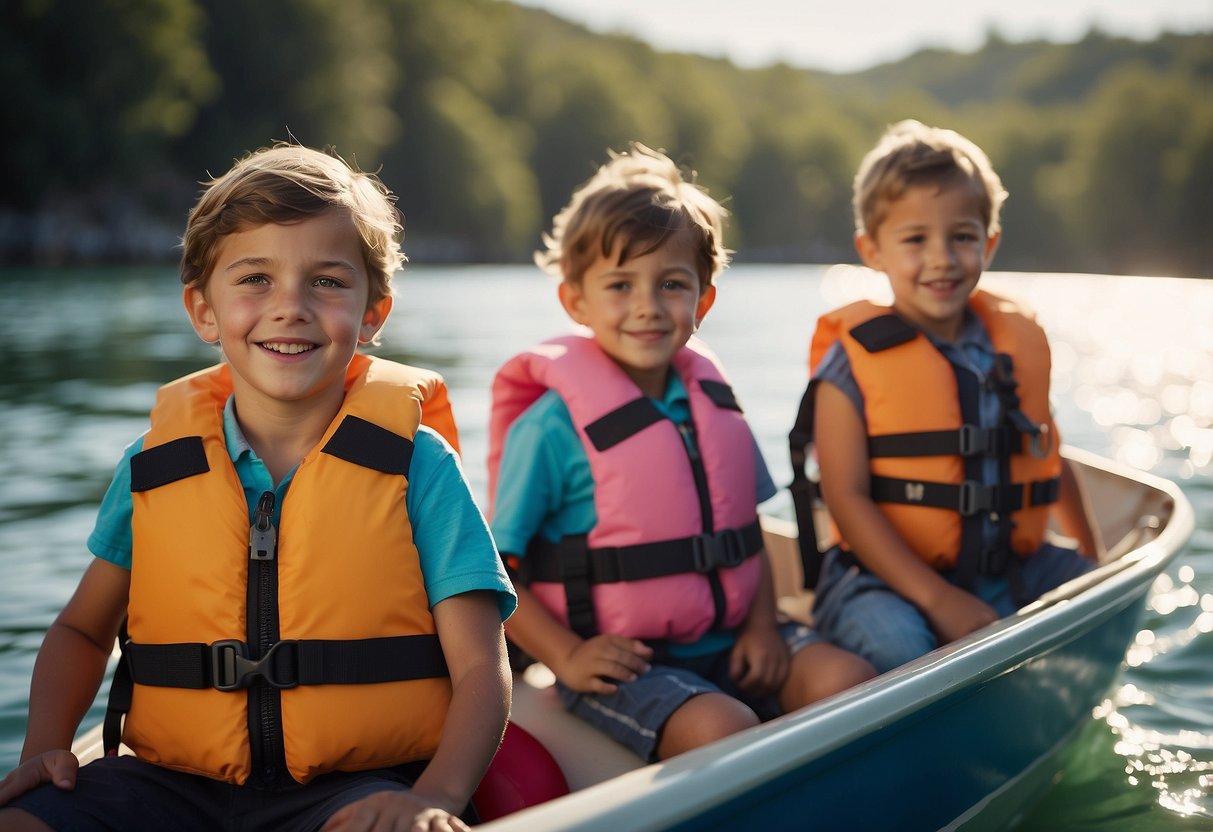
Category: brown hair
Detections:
[
  {"x1": 535, "y1": 143, "x2": 730, "y2": 291},
  {"x1": 853, "y1": 120, "x2": 1007, "y2": 238},
  {"x1": 179, "y1": 143, "x2": 404, "y2": 305}
]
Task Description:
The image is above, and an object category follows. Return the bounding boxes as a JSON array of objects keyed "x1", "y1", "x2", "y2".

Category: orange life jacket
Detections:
[
  {"x1": 119, "y1": 355, "x2": 454, "y2": 785},
  {"x1": 796, "y1": 290, "x2": 1061, "y2": 580}
]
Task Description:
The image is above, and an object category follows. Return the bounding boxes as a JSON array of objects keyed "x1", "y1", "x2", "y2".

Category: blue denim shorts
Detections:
[
  {"x1": 6, "y1": 754, "x2": 455, "y2": 832},
  {"x1": 811, "y1": 543, "x2": 1096, "y2": 674},
  {"x1": 557, "y1": 621, "x2": 820, "y2": 762}
]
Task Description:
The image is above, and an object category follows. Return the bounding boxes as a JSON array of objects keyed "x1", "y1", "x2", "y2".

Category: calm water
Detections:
[{"x1": 1, "y1": 265, "x2": 1210, "y2": 828}]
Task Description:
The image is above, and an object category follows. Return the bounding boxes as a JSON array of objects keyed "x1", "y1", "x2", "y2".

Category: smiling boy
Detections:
[
  {"x1": 795, "y1": 120, "x2": 1104, "y2": 674},
  {"x1": 486, "y1": 144, "x2": 874, "y2": 764},
  {"x1": 0, "y1": 144, "x2": 515, "y2": 832}
]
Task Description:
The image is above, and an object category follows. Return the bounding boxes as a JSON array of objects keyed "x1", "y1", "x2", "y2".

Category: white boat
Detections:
[{"x1": 71, "y1": 447, "x2": 1193, "y2": 830}]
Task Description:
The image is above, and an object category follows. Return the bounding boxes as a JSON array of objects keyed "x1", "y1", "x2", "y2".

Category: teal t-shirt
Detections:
[
  {"x1": 491, "y1": 371, "x2": 776, "y2": 655},
  {"x1": 90, "y1": 395, "x2": 516, "y2": 620}
]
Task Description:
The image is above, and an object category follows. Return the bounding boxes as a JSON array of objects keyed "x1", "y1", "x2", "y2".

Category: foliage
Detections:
[{"x1": 1, "y1": 1, "x2": 1208, "y2": 277}]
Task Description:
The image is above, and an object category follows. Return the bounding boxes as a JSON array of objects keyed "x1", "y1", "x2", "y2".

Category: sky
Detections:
[{"x1": 512, "y1": 0, "x2": 1212, "y2": 73}]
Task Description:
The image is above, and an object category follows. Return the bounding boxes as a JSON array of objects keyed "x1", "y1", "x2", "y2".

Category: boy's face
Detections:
[
  {"x1": 856, "y1": 181, "x2": 999, "y2": 342},
  {"x1": 183, "y1": 209, "x2": 391, "y2": 418},
  {"x1": 559, "y1": 232, "x2": 715, "y2": 399}
]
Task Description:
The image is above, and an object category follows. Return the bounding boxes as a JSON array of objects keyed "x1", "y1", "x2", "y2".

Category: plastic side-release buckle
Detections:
[
  {"x1": 691, "y1": 529, "x2": 747, "y2": 572},
  {"x1": 209, "y1": 639, "x2": 299, "y2": 691},
  {"x1": 958, "y1": 481, "x2": 994, "y2": 517},
  {"x1": 957, "y1": 424, "x2": 987, "y2": 456}
]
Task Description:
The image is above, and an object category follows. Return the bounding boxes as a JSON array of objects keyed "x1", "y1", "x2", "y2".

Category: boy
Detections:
[
  {"x1": 0, "y1": 144, "x2": 515, "y2": 832},
  {"x1": 795, "y1": 120, "x2": 1104, "y2": 674},
  {"x1": 487, "y1": 144, "x2": 874, "y2": 763}
]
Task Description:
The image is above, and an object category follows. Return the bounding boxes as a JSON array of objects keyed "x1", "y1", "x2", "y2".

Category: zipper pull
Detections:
[
  {"x1": 678, "y1": 421, "x2": 701, "y2": 461},
  {"x1": 249, "y1": 491, "x2": 277, "y2": 561}
]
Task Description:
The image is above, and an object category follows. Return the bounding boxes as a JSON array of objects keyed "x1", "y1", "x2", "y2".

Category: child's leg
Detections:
[
  {"x1": 812, "y1": 548, "x2": 936, "y2": 673},
  {"x1": 1016, "y1": 542, "x2": 1099, "y2": 604},
  {"x1": 556, "y1": 665, "x2": 730, "y2": 762},
  {"x1": 656, "y1": 692, "x2": 759, "y2": 759},
  {"x1": 779, "y1": 640, "x2": 877, "y2": 713}
]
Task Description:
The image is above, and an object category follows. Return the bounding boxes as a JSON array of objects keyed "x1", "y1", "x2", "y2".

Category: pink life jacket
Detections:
[{"x1": 488, "y1": 334, "x2": 762, "y2": 643}]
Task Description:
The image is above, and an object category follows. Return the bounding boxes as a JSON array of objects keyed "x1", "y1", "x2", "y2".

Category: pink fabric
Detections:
[{"x1": 488, "y1": 334, "x2": 761, "y2": 642}]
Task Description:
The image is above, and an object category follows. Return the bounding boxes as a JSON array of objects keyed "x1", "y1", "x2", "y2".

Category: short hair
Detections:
[
  {"x1": 852, "y1": 120, "x2": 1007, "y2": 238},
  {"x1": 179, "y1": 143, "x2": 404, "y2": 305},
  {"x1": 535, "y1": 143, "x2": 730, "y2": 291}
]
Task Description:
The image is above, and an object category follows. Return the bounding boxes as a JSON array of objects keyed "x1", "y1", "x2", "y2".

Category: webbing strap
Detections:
[
  {"x1": 123, "y1": 634, "x2": 448, "y2": 691},
  {"x1": 130, "y1": 436, "x2": 209, "y2": 492},
  {"x1": 522, "y1": 521, "x2": 764, "y2": 585},
  {"x1": 788, "y1": 379, "x2": 824, "y2": 589},
  {"x1": 867, "y1": 426, "x2": 1024, "y2": 459},
  {"x1": 583, "y1": 398, "x2": 664, "y2": 452},
  {"x1": 322, "y1": 415, "x2": 414, "y2": 476},
  {"x1": 869, "y1": 475, "x2": 1061, "y2": 516}
]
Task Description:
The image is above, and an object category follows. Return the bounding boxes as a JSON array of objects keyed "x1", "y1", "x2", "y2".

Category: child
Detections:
[
  {"x1": 487, "y1": 144, "x2": 875, "y2": 763},
  {"x1": 0, "y1": 144, "x2": 515, "y2": 832},
  {"x1": 794, "y1": 120, "x2": 1104, "y2": 675}
]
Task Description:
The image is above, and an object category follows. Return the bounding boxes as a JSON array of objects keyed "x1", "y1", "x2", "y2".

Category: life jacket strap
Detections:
[
  {"x1": 521, "y1": 520, "x2": 763, "y2": 585},
  {"x1": 870, "y1": 475, "x2": 1060, "y2": 515},
  {"x1": 122, "y1": 633, "x2": 448, "y2": 691},
  {"x1": 788, "y1": 379, "x2": 824, "y2": 589},
  {"x1": 867, "y1": 425, "x2": 1025, "y2": 459},
  {"x1": 130, "y1": 436, "x2": 209, "y2": 491}
]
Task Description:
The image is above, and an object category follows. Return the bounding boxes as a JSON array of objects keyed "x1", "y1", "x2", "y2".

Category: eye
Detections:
[
  {"x1": 954, "y1": 231, "x2": 980, "y2": 243},
  {"x1": 237, "y1": 273, "x2": 269, "y2": 285},
  {"x1": 901, "y1": 234, "x2": 925, "y2": 245},
  {"x1": 661, "y1": 277, "x2": 694, "y2": 292},
  {"x1": 314, "y1": 276, "x2": 346, "y2": 288}
]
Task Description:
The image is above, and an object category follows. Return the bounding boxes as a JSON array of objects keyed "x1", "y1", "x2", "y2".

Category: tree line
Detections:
[{"x1": 2, "y1": 0, "x2": 1209, "y2": 278}]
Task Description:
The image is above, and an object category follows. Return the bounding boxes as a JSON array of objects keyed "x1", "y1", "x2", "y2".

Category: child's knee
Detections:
[
  {"x1": 657, "y1": 692, "x2": 758, "y2": 759},
  {"x1": 783, "y1": 643, "x2": 877, "y2": 710}
]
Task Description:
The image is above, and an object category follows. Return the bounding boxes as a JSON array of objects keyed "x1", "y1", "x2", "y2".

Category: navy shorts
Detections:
[
  {"x1": 557, "y1": 621, "x2": 820, "y2": 762},
  {"x1": 6, "y1": 754, "x2": 467, "y2": 832}
]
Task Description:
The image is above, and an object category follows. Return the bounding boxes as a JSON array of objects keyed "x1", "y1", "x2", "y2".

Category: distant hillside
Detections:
[{"x1": 1, "y1": 1, "x2": 1208, "y2": 277}]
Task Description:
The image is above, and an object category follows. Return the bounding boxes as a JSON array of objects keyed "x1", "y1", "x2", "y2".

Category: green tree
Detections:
[{"x1": 0, "y1": 0, "x2": 215, "y2": 205}]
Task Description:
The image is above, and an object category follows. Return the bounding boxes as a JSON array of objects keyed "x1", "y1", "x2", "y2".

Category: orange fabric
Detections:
[
  {"x1": 126, "y1": 356, "x2": 453, "y2": 784},
  {"x1": 809, "y1": 289, "x2": 1061, "y2": 569}
]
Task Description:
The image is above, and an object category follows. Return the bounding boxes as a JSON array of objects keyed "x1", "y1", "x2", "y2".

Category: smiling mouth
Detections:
[{"x1": 260, "y1": 342, "x2": 316, "y2": 355}]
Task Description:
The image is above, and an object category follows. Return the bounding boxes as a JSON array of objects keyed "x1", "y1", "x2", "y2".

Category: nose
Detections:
[
  {"x1": 271, "y1": 281, "x2": 311, "y2": 322},
  {"x1": 631, "y1": 284, "x2": 663, "y2": 318},
  {"x1": 926, "y1": 237, "x2": 956, "y2": 271}
]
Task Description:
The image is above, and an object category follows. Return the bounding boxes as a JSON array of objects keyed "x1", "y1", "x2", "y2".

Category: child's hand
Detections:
[
  {"x1": 319, "y1": 788, "x2": 468, "y2": 832},
  {"x1": 925, "y1": 584, "x2": 998, "y2": 644},
  {"x1": 0, "y1": 750, "x2": 79, "y2": 806},
  {"x1": 553, "y1": 634, "x2": 653, "y2": 694},
  {"x1": 729, "y1": 623, "x2": 789, "y2": 697}
]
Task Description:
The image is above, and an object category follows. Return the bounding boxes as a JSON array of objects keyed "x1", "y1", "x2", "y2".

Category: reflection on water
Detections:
[{"x1": 0, "y1": 265, "x2": 1210, "y2": 827}]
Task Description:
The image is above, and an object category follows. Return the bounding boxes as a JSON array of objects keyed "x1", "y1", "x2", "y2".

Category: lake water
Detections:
[{"x1": 0, "y1": 265, "x2": 1210, "y2": 828}]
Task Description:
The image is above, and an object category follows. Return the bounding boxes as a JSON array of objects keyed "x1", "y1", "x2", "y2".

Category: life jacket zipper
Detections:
[{"x1": 247, "y1": 490, "x2": 287, "y2": 786}]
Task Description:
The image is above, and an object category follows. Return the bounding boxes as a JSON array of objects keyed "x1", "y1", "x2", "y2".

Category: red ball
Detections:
[{"x1": 472, "y1": 722, "x2": 570, "y2": 820}]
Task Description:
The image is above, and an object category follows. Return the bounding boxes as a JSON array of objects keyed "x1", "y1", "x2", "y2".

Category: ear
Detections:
[
  {"x1": 359, "y1": 295, "x2": 393, "y2": 344},
  {"x1": 557, "y1": 280, "x2": 588, "y2": 325},
  {"x1": 695, "y1": 284, "x2": 716, "y2": 327},
  {"x1": 183, "y1": 285, "x2": 220, "y2": 344},
  {"x1": 983, "y1": 230, "x2": 1001, "y2": 265},
  {"x1": 855, "y1": 231, "x2": 882, "y2": 270}
]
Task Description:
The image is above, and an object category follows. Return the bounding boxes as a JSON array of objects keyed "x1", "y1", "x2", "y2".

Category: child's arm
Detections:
[
  {"x1": 0, "y1": 558, "x2": 129, "y2": 804},
  {"x1": 320, "y1": 591, "x2": 508, "y2": 832},
  {"x1": 729, "y1": 550, "x2": 789, "y2": 696},
  {"x1": 1054, "y1": 456, "x2": 1106, "y2": 560},
  {"x1": 815, "y1": 383, "x2": 998, "y2": 643},
  {"x1": 506, "y1": 582, "x2": 653, "y2": 695}
]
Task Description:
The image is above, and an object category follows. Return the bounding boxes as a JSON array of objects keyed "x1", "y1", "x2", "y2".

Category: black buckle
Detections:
[
  {"x1": 957, "y1": 425, "x2": 987, "y2": 456},
  {"x1": 209, "y1": 639, "x2": 299, "y2": 691},
  {"x1": 958, "y1": 481, "x2": 993, "y2": 516},
  {"x1": 691, "y1": 529, "x2": 747, "y2": 572}
]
